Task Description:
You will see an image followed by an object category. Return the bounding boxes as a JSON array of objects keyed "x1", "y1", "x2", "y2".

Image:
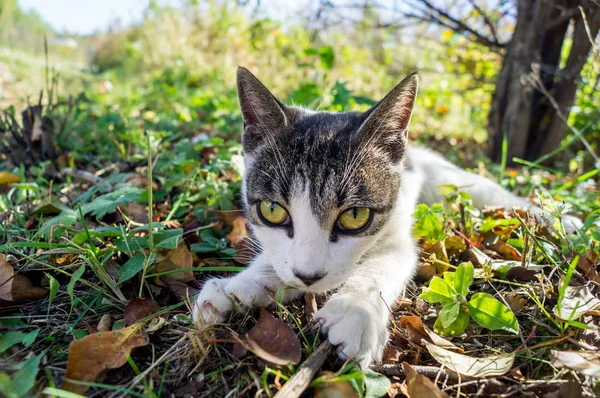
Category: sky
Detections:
[{"x1": 18, "y1": 0, "x2": 150, "y2": 35}]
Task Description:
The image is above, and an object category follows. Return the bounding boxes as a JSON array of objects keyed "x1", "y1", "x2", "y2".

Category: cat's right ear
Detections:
[{"x1": 237, "y1": 67, "x2": 288, "y2": 153}]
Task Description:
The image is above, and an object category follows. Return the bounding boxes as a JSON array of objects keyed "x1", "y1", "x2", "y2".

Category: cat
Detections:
[{"x1": 193, "y1": 67, "x2": 582, "y2": 368}]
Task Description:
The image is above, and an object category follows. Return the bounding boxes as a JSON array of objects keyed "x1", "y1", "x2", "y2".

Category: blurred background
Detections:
[{"x1": 0, "y1": 0, "x2": 598, "y2": 169}]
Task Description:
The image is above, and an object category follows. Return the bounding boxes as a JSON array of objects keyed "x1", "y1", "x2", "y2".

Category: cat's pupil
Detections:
[
  {"x1": 269, "y1": 202, "x2": 275, "y2": 213},
  {"x1": 352, "y1": 208, "x2": 358, "y2": 219}
]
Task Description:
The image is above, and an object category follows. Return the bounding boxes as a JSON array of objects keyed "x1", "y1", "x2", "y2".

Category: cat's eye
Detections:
[
  {"x1": 337, "y1": 207, "x2": 371, "y2": 232},
  {"x1": 259, "y1": 200, "x2": 289, "y2": 225}
]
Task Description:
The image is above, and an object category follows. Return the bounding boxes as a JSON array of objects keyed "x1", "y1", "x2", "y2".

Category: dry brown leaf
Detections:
[
  {"x1": 577, "y1": 256, "x2": 600, "y2": 284},
  {"x1": 97, "y1": 314, "x2": 111, "y2": 333},
  {"x1": 505, "y1": 267, "x2": 538, "y2": 282},
  {"x1": 415, "y1": 262, "x2": 436, "y2": 282},
  {"x1": 503, "y1": 292, "x2": 528, "y2": 314},
  {"x1": 0, "y1": 172, "x2": 19, "y2": 186},
  {"x1": 124, "y1": 298, "x2": 160, "y2": 325},
  {"x1": 402, "y1": 362, "x2": 449, "y2": 398},
  {"x1": 62, "y1": 323, "x2": 150, "y2": 394},
  {"x1": 489, "y1": 240, "x2": 522, "y2": 261},
  {"x1": 244, "y1": 307, "x2": 301, "y2": 366},
  {"x1": 155, "y1": 241, "x2": 195, "y2": 286},
  {"x1": 0, "y1": 254, "x2": 14, "y2": 301},
  {"x1": 226, "y1": 216, "x2": 248, "y2": 245},
  {"x1": 119, "y1": 202, "x2": 148, "y2": 223},
  {"x1": 0, "y1": 272, "x2": 49, "y2": 306},
  {"x1": 400, "y1": 315, "x2": 461, "y2": 352}
]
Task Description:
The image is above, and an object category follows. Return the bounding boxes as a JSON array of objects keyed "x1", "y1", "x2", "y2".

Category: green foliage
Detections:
[
  {"x1": 0, "y1": 352, "x2": 43, "y2": 398},
  {"x1": 0, "y1": 330, "x2": 39, "y2": 353},
  {"x1": 420, "y1": 262, "x2": 519, "y2": 336},
  {"x1": 413, "y1": 203, "x2": 446, "y2": 243}
]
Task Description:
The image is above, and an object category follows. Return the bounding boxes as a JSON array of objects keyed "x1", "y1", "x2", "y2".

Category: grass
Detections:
[{"x1": 1, "y1": 22, "x2": 600, "y2": 398}]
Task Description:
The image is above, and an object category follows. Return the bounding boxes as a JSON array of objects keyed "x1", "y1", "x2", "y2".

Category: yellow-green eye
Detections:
[
  {"x1": 259, "y1": 200, "x2": 289, "y2": 225},
  {"x1": 338, "y1": 208, "x2": 371, "y2": 231}
]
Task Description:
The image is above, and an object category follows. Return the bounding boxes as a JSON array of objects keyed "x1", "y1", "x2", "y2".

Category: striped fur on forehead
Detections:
[{"x1": 244, "y1": 107, "x2": 403, "y2": 234}]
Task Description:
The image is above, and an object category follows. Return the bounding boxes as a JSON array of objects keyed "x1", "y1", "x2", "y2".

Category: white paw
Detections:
[
  {"x1": 314, "y1": 294, "x2": 388, "y2": 368},
  {"x1": 192, "y1": 277, "x2": 273, "y2": 325},
  {"x1": 193, "y1": 278, "x2": 233, "y2": 324}
]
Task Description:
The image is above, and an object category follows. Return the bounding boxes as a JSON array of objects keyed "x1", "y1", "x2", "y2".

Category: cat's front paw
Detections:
[
  {"x1": 193, "y1": 278, "x2": 233, "y2": 324},
  {"x1": 193, "y1": 276, "x2": 273, "y2": 324},
  {"x1": 314, "y1": 294, "x2": 388, "y2": 368}
]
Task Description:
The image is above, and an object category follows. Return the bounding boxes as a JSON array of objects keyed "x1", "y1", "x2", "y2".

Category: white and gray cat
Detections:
[{"x1": 193, "y1": 67, "x2": 581, "y2": 367}]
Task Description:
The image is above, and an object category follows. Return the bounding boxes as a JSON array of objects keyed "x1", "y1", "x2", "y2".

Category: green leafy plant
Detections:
[
  {"x1": 413, "y1": 203, "x2": 446, "y2": 243},
  {"x1": 419, "y1": 262, "x2": 519, "y2": 336}
]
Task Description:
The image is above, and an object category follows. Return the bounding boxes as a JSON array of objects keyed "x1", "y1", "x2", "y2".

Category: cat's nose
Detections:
[{"x1": 293, "y1": 270, "x2": 326, "y2": 286}]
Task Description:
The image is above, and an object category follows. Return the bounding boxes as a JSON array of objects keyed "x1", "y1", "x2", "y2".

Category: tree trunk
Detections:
[{"x1": 487, "y1": 0, "x2": 600, "y2": 164}]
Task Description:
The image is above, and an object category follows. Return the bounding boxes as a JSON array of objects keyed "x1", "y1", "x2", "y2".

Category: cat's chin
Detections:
[{"x1": 285, "y1": 278, "x2": 345, "y2": 294}]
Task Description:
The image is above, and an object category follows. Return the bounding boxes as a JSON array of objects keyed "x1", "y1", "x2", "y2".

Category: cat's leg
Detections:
[
  {"x1": 193, "y1": 253, "x2": 300, "y2": 324},
  {"x1": 313, "y1": 237, "x2": 417, "y2": 368}
]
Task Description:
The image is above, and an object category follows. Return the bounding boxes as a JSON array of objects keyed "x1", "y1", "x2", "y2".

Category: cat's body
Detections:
[{"x1": 193, "y1": 68, "x2": 581, "y2": 367}]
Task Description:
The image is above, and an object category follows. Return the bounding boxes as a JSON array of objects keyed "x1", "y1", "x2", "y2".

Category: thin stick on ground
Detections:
[{"x1": 273, "y1": 341, "x2": 334, "y2": 398}]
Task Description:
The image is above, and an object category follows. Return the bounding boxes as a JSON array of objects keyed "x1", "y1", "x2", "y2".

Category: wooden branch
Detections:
[
  {"x1": 545, "y1": 7, "x2": 580, "y2": 31},
  {"x1": 274, "y1": 341, "x2": 334, "y2": 398},
  {"x1": 415, "y1": 0, "x2": 505, "y2": 49},
  {"x1": 466, "y1": 0, "x2": 500, "y2": 42}
]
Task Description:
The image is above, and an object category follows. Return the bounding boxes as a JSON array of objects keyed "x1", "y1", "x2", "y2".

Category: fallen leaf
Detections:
[
  {"x1": 97, "y1": 314, "x2": 111, "y2": 332},
  {"x1": 155, "y1": 241, "x2": 195, "y2": 285},
  {"x1": 503, "y1": 292, "x2": 528, "y2": 314},
  {"x1": 424, "y1": 341, "x2": 515, "y2": 377},
  {"x1": 489, "y1": 240, "x2": 522, "y2": 261},
  {"x1": 554, "y1": 285, "x2": 600, "y2": 321},
  {"x1": 444, "y1": 236, "x2": 467, "y2": 256},
  {"x1": 124, "y1": 298, "x2": 160, "y2": 325},
  {"x1": 232, "y1": 342, "x2": 248, "y2": 359},
  {"x1": 62, "y1": 323, "x2": 150, "y2": 394},
  {"x1": 0, "y1": 274, "x2": 49, "y2": 305},
  {"x1": 505, "y1": 266, "x2": 539, "y2": 282},
  {"x1": 551, "y1": 350, "x2": 600, "y2": 377},
  {"x1": 463, "y1": 246, "x2": 492, "y2": 266},
  {"x1": 313, "y1": 371, "x2": 358, "y2": 398},
  {"x1": 577, "y1": 257, "x2": 600, "y2": 284},
  {"x1": 244, "y1": 307, "x2": 301, "y2": 366},
  {"x1": 400, "y1": 315, "x2": 461, "y2": 352},
  {"x1": 119, "y1": 202, "x2": 148, "y2": 223},
  {"x1": 0, "y1": 172, "x2": 19, "y2": 185},
  {"x1": 0, "y1": 254, "x2": 14, "y2": 301},
  {"x1": 402, "y1": 362, "x2": 449, "y2": 398},
  {"x1": 226, "y1": 217, "x2": 248, "y2": 245},
  {"x1": 161, "y1": 277, "x2": 200, "y2": 301}
]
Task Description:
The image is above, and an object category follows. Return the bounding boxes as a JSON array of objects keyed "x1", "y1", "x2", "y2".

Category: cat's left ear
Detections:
[
  {"x1": 237, "y1": 67, "x2": 289, "y2": 154},
  {"x1": 356, "y1": 72, "x2": 418, "y2": 163}
]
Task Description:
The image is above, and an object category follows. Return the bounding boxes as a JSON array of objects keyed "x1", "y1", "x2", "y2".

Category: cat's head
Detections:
[{"x1": 237, "y1": 67, "x2": 418, "y2": 292}]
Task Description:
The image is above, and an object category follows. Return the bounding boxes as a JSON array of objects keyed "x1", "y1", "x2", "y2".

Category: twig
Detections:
[
  {"x1": 274, "y1": 341, "x2": 334, "y2": 398},
  {"x1": 372, "y1": 363, "x2": 476, "y2": 382}
]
